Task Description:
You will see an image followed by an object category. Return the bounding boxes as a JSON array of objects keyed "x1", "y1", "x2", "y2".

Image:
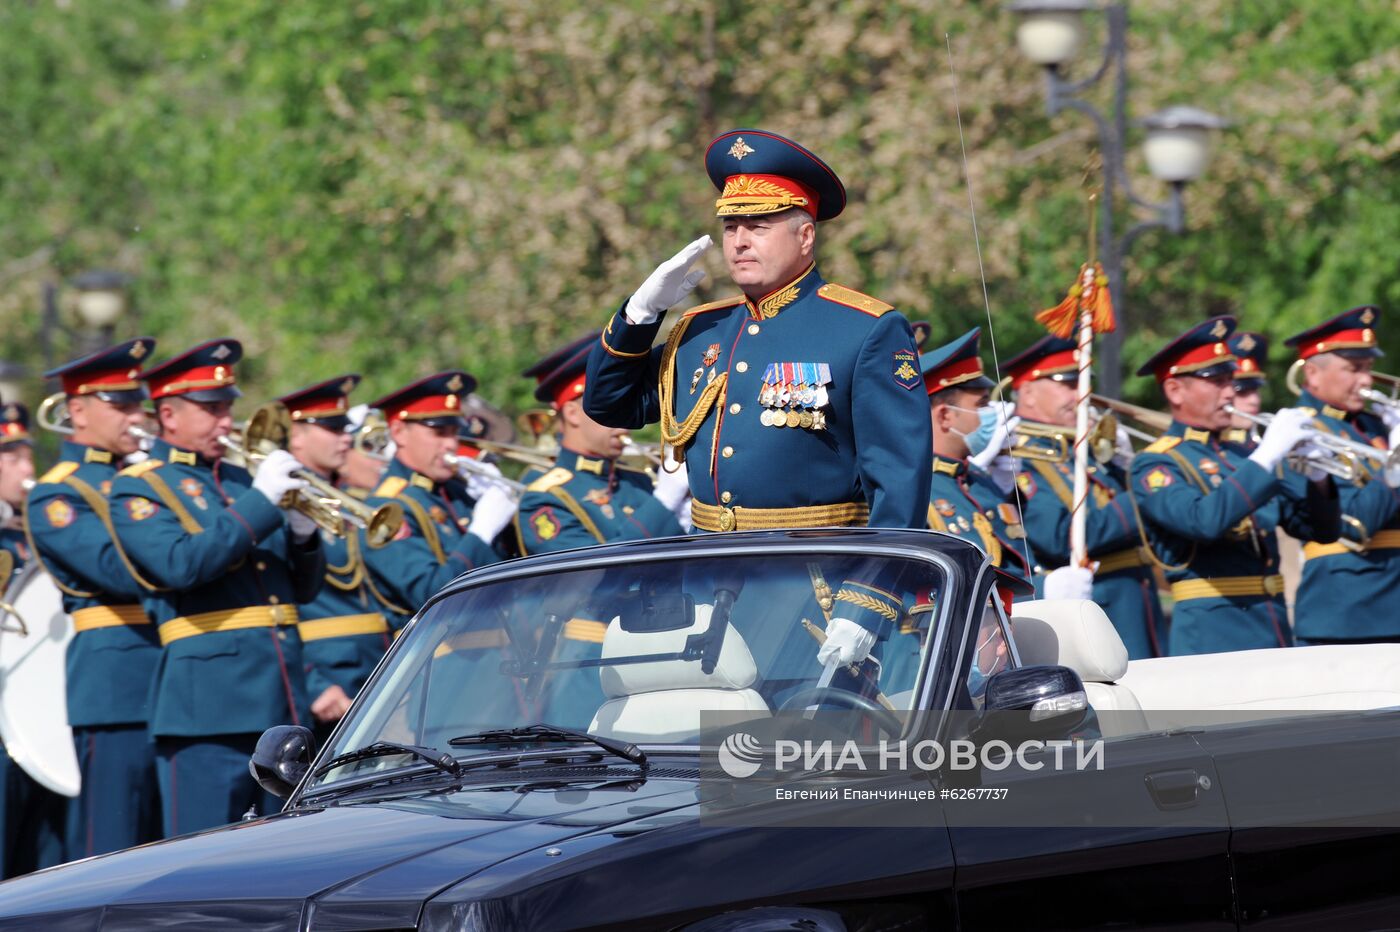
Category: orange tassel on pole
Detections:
[{"x1": 1035, "y1": 262, "x2": 1116, "y2": 338}]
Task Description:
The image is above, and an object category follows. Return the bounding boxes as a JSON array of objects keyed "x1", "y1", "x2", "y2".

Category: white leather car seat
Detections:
[
  {"x1": 589, "y1": 603, "x2": 771, "y2": 743},
  {"x1": 1009, "y1": 599, "x2": 1150, "y2": 738}
]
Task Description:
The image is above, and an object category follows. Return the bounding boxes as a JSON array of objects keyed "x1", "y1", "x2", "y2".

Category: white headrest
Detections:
[
  {"x1": 1009, "y1": 598, "x2": 1128, "y2": 683},
  {"x1": 599, "y1": 603, "x2": 758, "y2": 698}
]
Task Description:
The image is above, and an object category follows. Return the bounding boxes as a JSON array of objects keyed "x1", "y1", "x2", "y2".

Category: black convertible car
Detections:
[{"x1": 4, "y1": 529, "x2": 1400, "y2": 930}]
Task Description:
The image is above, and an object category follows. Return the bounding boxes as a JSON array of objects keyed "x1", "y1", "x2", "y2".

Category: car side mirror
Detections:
[
  {"x1": 971, "y1": 664, "x2": 1089, "y2": 744},
  {"x1": 249, "y1": 725, "x2": 316, "y2": 798}
]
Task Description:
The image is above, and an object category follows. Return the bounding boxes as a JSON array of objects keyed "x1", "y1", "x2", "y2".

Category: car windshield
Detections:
[{"x1": 310, "y1": 551, "x2": 950, "y2": 788}]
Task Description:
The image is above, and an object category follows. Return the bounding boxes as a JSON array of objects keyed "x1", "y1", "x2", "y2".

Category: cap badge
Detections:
[
  {"x1": 3, "y1": 405, "x2": 17, "y2": 420},
  {"x1": 1210, "y1": 320, "x2": 1228, "y2": 338},
  {"x1": 446, "y1": 375, "x2": 464, "y2": 392},
  {"x1": 1238, "y1": 334, "x2": 1256, "y2": 352},
  {"x1": 129, "y1": 342, "x2": 147, "y2": 359},
  {"x1": 1361, "y1": 308, "x2": 1376, "y2": 325},
  {"x1": 728, "y1": 136, "x2": 755, "y2": 161},
  {"x1": 211, "y1": 344, "x2": 232, "y2": 360},
  {"x1": 340, "y1": 378, "x2": 356, "y2": 394}
]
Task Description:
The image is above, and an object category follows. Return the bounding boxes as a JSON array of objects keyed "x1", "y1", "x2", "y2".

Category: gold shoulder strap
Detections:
[
  {"x1": 61, "y1": 475, "x2": 169, "y2": 592},
  {"x1": 926, "y1": 502, "x2": 948, "y2": 532},
  {"x1": 657, "y1": 314, "x2": 727, "y2": 467},
  {"x1": 547, "y1": 487, "x2": 606, "y2": 544},
  {"x1": 137, "y1": 471, "x2": 205, "y2": 535}
]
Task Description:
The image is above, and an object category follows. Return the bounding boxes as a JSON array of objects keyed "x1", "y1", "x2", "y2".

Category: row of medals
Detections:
[{"x1": 758, "y1": 376, "x2": 827, "y2": 429}]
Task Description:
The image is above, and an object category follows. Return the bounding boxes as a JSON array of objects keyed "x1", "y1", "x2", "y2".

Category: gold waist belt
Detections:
[
  {"x1": 1303, "y1": 529, "x2": 1400, "y2": 559},
  {"x1": 159, "y1": 605, "x2": 300, "y2": 646},
  {"x1": 1095, "y1": 547, "x2": 1149, "y2": 576},
  {"x1": 1170, "y1": 575, "x2": 1285, "y2": 603},
  {"x1": 297, "y1": 613, "x2": 388, "y2": 642},
  {"x1": 72, "y1": 604, "x2": 149, "y2": 633},
  {"x1": 690, "y1": 500, "x2": 869, "y2": 533}
]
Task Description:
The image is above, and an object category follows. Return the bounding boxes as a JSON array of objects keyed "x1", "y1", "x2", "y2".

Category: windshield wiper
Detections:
[
  {"x1": 311, "y1": 740, "x2": 462, "y2": 780},
  {"x1": 448, "y1": 723, "x2": 647, "y2": 766}
]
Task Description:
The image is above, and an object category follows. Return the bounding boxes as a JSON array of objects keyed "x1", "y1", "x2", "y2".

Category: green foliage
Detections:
[{"x1": 0, "y1": 0, "x2": 1395, "y2": 424}]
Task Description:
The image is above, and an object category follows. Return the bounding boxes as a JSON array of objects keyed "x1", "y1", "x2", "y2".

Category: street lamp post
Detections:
[
  {"x1": 1008, "y1": 0, "x2": 1228, "y2": 397},
  {"x1": 40, "y1": 269, "x2": 132, "y2": 387}
]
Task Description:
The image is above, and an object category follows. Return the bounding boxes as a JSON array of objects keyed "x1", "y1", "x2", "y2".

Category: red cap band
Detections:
[
  {"x1": 148, "y1": 364, "x2": 237, "y2": 400},
  {"x1": 1297, "y1": 328, "x2": 1376, "y2": 360},
  {"x1": 716, "y1": 173, "x2": 820, "y2": 219},
  {"x1": 62, "y1": 366, "x2": 143, "y2": 397},
  {"x1": 1154, "y1": 341, "x2": 1233, "y2": 383},
  {"x1": 1009, "y1": 348, "x2": 1077, "y2": 389},
  {"x1": 552, "y1": 374, "x2": 587, "y2": 411},
  {"x1": 923, "y1": 356, "x2": 984, "y2": 395},
  {"x1": 387, "y1": 393, "x2": 461, "y2": 423}
]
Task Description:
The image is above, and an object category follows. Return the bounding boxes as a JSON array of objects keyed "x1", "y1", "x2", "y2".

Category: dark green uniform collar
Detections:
[
  {"x1": 60, "y1": 439, "x2": 116, "y2": 465},
  {"x1": 148, "y1": 438, "x2": 218, "y2": 468},
  {"x1": 386, "y1": 456, "x2": 441, "y2": 493},
  {"x1": 1296, "y1": 389, "x2": 1349, "y2": 421},
  {"x1": 1166, "y1": 420, "x2": 1215, "y2": 444},
  {"x1": 744, "y1": 263, "x2": 822, "y2": 321}
]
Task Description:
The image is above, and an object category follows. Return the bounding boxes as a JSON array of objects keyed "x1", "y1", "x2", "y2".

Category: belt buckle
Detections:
[
  {"x1": 270, "y1": 604, "x2": 284, "y2": 626},
  {"x1": 719, "y1": 507, "x2": 736, "y2": 532}
]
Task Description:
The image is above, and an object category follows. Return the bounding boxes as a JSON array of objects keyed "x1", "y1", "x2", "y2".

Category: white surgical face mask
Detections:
[{"x1": 947, "y1": 403, "x2": 998, "y2": 454}]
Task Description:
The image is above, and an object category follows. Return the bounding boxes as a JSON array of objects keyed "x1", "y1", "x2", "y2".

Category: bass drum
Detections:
[{"x1": 0, "y1": 563, "x2": 80, "y2": 797}]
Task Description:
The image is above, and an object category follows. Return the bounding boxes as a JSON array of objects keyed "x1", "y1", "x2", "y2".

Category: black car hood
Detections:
[{"x1": 0, "y1": 763, "x2": 703, "y2": 930}]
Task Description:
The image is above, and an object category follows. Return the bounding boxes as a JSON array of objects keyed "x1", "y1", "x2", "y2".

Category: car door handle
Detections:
[{"x1": 1145, "y1": 768, "x2": 1211, "y2": 810}]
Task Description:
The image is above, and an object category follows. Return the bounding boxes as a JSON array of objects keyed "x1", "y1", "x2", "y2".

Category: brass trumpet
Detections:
[
  {"x1": 35, "y1": 392, "x2": 72, "y2": 435},
  {"x1": 1010, "y1": 416, "x2": 1120, "y2": 465},
  {"x1": 1223, "y1": 404, "x2": 1400, "y2": 487},
  {"x1": 442, "y1": 453, "x2": 525, "y2": 495},
  {"x1": 352, "y1": 411, "x2": 391, "y2": 462},
  {"x1": 221, "y1": 402, "x2": 405, "y2": 546}
]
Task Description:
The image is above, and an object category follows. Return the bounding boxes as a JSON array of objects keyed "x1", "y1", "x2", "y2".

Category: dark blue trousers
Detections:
[
  {"x1": 67, "y1": 724, "x2": 162, "y2": 859},
  {"x1": 0, "y1": 745, "x2": 67, "y2": 879},
  {"x1": 155, "y1": 734, "x2": 281, "y2": 838}
]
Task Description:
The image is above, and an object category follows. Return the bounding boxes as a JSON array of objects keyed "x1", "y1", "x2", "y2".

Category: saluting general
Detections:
[
  {"x1": 109, "y1": 339, "x2": 325, "y2": 836},
  {"x1": 1285, "y1": 307, "x2": 1400, "y2": 644},
  {"x1": 25, "y1": 339, "x2": 163, "y2": 859},
  {"x1": 1129, "y1": 317, "x2": 1341, "y2": 655},
  {"x1": 585, "y1": 128, "x2": 931, "y2": 535}
]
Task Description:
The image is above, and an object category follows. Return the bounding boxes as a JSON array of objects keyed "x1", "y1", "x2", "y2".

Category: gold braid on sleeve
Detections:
[{"x1": 657, "y1": 314, "x2": 726, "y2": 468}]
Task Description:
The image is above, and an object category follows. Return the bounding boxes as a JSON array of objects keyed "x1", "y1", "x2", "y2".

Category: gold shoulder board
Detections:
[
  {"x1": 683, "y1": 295, "x2": 745, "y2": 318},
  {"x1": 1142, "y1": 436, "x2": 1182, "y2": 455},
  {"x1": 527, "y1": 467, "x2": 574, "y2": 493},
  {"x1": 816, "y1": 283, "x2": 894, "y2": 317},
  {"x1": 118, "y1": 459, "x2": 165, "y2": 478},
  {"x1": 373, "y1": 476, "x2": 408, "y2": 499},
  {"x1": 37, "y1": 462, "x2": 80, "y2": 485}
]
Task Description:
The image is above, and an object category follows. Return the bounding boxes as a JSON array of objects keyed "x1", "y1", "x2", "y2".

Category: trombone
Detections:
[
  {"x1": 35, "y1": 393, "x2": 72, "y2": 435},
  {"x1": 1223, "y1": 404, "x2": 1400, "y2": 487},
  {"x1": 221, "y1": 402, "x2": 406, "y2": 546},
  {"x1": 1010, "y1": 418, "x2": 1120, "y2": 465}
]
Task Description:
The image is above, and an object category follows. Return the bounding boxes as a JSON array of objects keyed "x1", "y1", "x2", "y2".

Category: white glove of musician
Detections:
[
  {"x1": 1389, "y1": 423, "x2": 1400, "y2": 451},
  {"x1": 623, "y1": 235, "x2": 712, "y2": 326},
  {"x1": 817, "y1": 617, "x2": 877, "y2": 666},
  {"x1": 984, "y1": 455, "x2": 1020, "y2": 495},
  {"x1": 1248, "y1": 407, "x2": 1314, "y2": 472},
  {"x1": 468, "y1": 483, "x2": 518, "y2": 544},
  {"x1": 969, "y1": 413, "x2": 1019, "y2": 471},
  {"x1": 463, "y1": 458, "x2": 506, "y2": 502},
  {"x1": 653, "y1": 452, "x2": 691, "y2": 517},
  {"x1": 1375, "y1": 400, "x2": 1400, "y2": 431},
  {"x1": 1113, "y1": 422, "x2": 1135, "y2": 469},
  {"x1": 1043, "y1": 565, "x2": 1095, "y2": 601},
  {"x1": 253, "y1": 449, "x2": 307, "y2": 507},
  {"x1": 283, "y1": 507, "x2": 318, "y2": 543}
]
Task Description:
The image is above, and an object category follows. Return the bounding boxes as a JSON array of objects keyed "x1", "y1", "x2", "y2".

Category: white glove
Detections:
[
  {"x1": 817, "y1": 617, "x2": 877, "y2": 666},
  {"x1": 1390, "y1": 423, "x2": 1400, "y2": 452},
  {"x1": 1112, "y1": 422, "x2": 1135, "y2": 469},
  {"x1": 653, "y1": 454, "x2": 691, "y2": 515},
  {"x1": 623, "y1": 236, "x2": 712, "y2": 325},
  {"x1": 253, "y1": 449, "x2": 307, "y2": 507},
  {"x1": 468, "y1": 483, "x2": 518, "y2": 544},
  {"x1": 283, "y1": 507, "x2": 318, "y2": 542},
  {"x1": 982, "y1": 454, "x2": 1019, "y2": 495},
  {"x1": 1248, "y1": 407, "x2": 1314, "y2": 472},
  {"x1": 970, "y1": 413, "x2": 1019, "y2": 470},
  {"x1": 1375, "y1": 399, "x2": 1400, "y2": 431},
  {"x1": 463, "y1": 458, "x2": 504, "y2": 501},
  {"x1": 1043, "y1": 565, "x2": 1095, "y2": 601}
]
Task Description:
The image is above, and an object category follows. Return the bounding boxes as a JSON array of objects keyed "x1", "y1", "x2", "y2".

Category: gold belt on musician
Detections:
[
  {"x1": 297, "y1": 613, "x2": 388, "y2": 642},
  {"x1": 1170, "y1": 575, "x2": 1285, "y2": 602},
  {"x1": 1303, "y1": 529, "x2": 1400, "y2": 559},
  {"x1": 690, "y1": 500, "x2": 869, "y2": 533},
  {"x1": 1094, "y1": 547, "x2": 1149, "y2": 576},
  {"x1": 159, "y1": 605, "x2": 300, "y2": 646},
  {"x1": 72, "y1": 604, "x2": 149, "y2": 633}
]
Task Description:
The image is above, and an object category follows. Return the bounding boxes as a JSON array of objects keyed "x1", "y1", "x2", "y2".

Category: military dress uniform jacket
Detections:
[
  {"x1": 1129, "y1": 422, "x2": 1340, "y2": 655},
  {"x1": 1292, "y1": 391, "x2": 1400, "y2": 640},
  {"x1": 298, "y1": 526, "x2": 392, "y2": 701},
  {"x1": 26, "y1": 441, "x2": 161, "y2": 727},
  {"x1": 927, "y1": 455, "x2": 1032, "y2": 586},
  {"x1": 108, "y1": 439, "x2": 324, "y2": 737},
  {"x1": 584, "y1": 265, "x2": 932, "y2": 532},
  {"x1": 1016, "y1": 442, "x2": 1168, "y2": 659},
  {"x1": 515, "y1": 447, "x2": 682, "y2": 555},
  {"x1": 362, "y1": 458, "x2": 501, "y2": 623}
]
